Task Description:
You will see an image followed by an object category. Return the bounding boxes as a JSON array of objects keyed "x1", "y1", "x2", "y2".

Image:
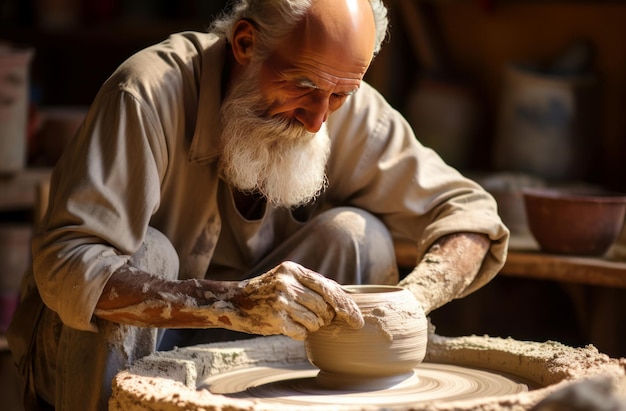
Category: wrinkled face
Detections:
[
  {"x1": 257, "y1": 0, "x2": 376, "y2": 133},
  {"x1": 219, "y1": 0, "x2": 377, "y2": 208},
  {"x1": 219, "y1": 60, "x2": 332, "y2": 208}
]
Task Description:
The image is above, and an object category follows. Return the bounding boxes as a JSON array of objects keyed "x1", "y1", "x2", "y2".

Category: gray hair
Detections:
[{"x1": 210, "y1": 0, "x2": 389, "y2": 59}]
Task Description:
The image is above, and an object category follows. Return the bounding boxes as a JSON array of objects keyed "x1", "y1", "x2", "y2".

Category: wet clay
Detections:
[
  {"x1": 201, "y1": 362, "x2": 528, "y2": 407},
  {"x1": 110, "y1": 333, "x2": 626, "y2": 411},
  {"x1": 304, "y1": 285, "x2": 428, "y2": 390}
]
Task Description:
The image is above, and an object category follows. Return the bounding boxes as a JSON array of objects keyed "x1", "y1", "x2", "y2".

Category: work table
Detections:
[
  {"x1": 0, "y1": 168, "x2": 52, "y2": 213},
  {"x1": 503, "y1": 250, "x2": 626, "y2": 289},
  {"x1": 395, "y1": 236, "x2": 626, "y2": 289}
]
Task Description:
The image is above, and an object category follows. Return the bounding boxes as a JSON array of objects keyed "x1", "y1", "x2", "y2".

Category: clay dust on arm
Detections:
[
  {"x1": 94, "y1": 261, "x2": 363, "y2": 340},
  {"x1": 398, "y1": 232, "x2": 490, "y2": 314}
]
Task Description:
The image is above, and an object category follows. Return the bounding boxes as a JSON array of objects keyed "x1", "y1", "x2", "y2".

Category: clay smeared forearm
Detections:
[
  {"x1": 94, "y1": 266, "x2": 241, "y2": 328},
  {"x1": 94, "y1": 261, "x2": 363, "y2": 340},
  {"x1": 398, "y1": 232, "x2": 490, "y2": 314}
]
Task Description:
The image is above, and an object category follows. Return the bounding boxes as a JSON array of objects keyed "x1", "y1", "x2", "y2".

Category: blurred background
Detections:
[
  {"x1": 1, "y1": 0, "x2": 626, "y2": 407},
  {"x1": 1, "y1": 0, "x2": 625, "y2": 188}
]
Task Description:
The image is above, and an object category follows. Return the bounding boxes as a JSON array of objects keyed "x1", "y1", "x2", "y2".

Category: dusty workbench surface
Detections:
[
  {"x1": 0, "y1": 168, "x2": 52, "y2": 212},
  {"x1": 395, "y1": 236, "x2": 626, "y2": 289},
  {"x1": 502, "y1": 250, "x2": 626, "y2": 289}
]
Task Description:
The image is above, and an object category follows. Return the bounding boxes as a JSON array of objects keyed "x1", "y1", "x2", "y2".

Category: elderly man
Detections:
[{"x1": 8, "y1": 0, "x2": 509, "y2": 409}]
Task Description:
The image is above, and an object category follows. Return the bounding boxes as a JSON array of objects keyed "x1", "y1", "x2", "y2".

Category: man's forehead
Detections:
[
  {"x1": 294, "y1": 77, "x2": 360, "y2": 96},
  {"x1": 272, "y1": 49, "x2": 365, "y2": 92}
]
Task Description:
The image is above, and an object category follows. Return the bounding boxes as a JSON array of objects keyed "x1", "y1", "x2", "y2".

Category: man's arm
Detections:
[
  {"x1": 94, "y1": 261, "x2": 364, "y2": 340},
  {"x1": 398, "y1": 232, "x2": 490, "y2": 314}
]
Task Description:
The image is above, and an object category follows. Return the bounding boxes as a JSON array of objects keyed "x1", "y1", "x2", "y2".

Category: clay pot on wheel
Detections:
[{"x1": 304, "y1": 285, "x2": 428, "y2": 390}]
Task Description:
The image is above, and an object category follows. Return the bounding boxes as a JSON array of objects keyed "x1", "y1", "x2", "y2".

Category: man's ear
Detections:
[{"x1": 231, "y1": 19, "x2": 256, "y2": 65}]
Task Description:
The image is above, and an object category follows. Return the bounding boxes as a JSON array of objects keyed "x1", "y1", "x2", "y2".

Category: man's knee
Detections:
[
  {"x1": 129, "y1": 227, "x2": 179, "y2": 280},
  {"x1": 312, "y1": 207, "x2": 388, "y2": 243},
  {"x1": 309, "y1": 207, "x2": 398, "y2": 284}
]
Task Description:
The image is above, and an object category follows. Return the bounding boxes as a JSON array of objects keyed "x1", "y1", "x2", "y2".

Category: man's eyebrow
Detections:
[
  {"x1": 294, "y1": 78, "x2": 359, "y2": 96},
  {"x1": 295, "y1": 78, "x2": 321, "y2": 89}
]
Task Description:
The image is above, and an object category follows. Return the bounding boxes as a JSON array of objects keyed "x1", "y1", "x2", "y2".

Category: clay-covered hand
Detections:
[
  {"x1": 218, "y1": 261, "x2": 364, "y2": 340},
  {"x1": 94, "y1": 261, "x2": 363, "y2": 336}
]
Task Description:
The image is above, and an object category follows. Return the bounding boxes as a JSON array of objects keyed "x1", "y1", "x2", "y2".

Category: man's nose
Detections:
[{"x1": 294, "y1": 94, "x2": 329, "y2": 133}]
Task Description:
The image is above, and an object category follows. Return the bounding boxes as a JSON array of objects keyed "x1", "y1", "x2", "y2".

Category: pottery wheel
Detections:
[{"x1": 200, "y1": 362, "x2": 530, "y2": 407}]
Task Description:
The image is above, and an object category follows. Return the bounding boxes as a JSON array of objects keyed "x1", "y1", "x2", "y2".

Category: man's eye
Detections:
[
  {"x1": 290, "y1": 84, "x2": 315, "y2": 94},
  {"x1": 330, "y1": 93, "x2": 348, "y2": 104}
]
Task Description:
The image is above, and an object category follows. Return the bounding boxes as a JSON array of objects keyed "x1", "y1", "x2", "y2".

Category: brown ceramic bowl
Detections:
[{"x1": 522, "y1": 188, "x2": 626, "y2": 256}]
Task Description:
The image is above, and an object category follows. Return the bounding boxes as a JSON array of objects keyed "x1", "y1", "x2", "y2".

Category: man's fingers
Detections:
[
  {"x1": 279, "y1": 317, "x2": 308, "y2": 341},
  {"x1": 331, "y1": 300, "x2": 364, "y2": 329},
  {"x1": 294, "y1": 266, "x2": 364, "y2": 329},
  {"x1": 284, "y1": 278, "x2": 335, "y2": 324},
  {"x1": 286, "y1": 299, "x2": 331, "y2": 331}
]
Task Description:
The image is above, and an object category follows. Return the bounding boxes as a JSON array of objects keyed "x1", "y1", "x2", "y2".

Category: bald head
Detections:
[
  {"x1": 308, "y1": 0, "x2": 377, "y2": 55},
  {"x1": 298, "y1": 0, "x2": 377, "y2": 73},
  {"x1": 211, "y1": 0, "x2": 389, "y2": 58}
]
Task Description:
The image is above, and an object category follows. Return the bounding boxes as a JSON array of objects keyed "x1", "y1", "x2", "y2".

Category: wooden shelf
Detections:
[
  {"x1": 0, "y1": 168, "x2": 52, "y2": 212},
  {"x1": 395, "y1": 238, "x2": 626, "y2": 288},
  {"x1": 501, "y1": 250, "x2": 626, "y2": 288}
]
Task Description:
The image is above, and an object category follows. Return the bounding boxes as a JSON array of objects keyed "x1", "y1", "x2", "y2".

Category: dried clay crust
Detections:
[{"x1": 110, "y1": 334, "x2": 626, "y2": 411}]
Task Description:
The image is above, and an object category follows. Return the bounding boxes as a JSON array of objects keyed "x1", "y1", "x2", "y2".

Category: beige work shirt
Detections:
[{"x1": 24, "y1": 32, "x2": 509, "y2": 333}]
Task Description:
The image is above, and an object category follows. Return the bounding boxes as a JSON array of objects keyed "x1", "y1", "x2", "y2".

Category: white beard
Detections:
[{"x1": 218, "y1": 65, "x2": 331, "y2": 208}]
